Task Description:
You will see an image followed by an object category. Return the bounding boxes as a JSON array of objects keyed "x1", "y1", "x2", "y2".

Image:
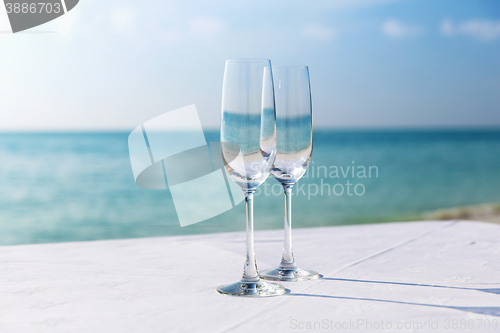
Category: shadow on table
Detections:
[
  {"x1": 287, "y1": 277, "x2": 500, "y2": 317},
  {"x1": 322, "y1": 277, "x2": 500, "y2": 295},
  {"x1": 289, "y1": 293, "x2": 500, "y2": 317}
]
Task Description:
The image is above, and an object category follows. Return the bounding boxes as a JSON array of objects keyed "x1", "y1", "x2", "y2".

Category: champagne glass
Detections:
[
  {"x1": 260, "y1": 66, "x2": 319, "y2": 282},
  {"x1": 217, "y1": 59, "x2": 286, "y2": 297}
]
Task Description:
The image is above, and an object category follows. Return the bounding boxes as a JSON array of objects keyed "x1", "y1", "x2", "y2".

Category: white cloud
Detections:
[
  {"x1": 302, "y1": 24, "x2": 335, "y2": 41},
  {"x1": 440, "y1": 19, "x2": 500, "y2": 42},
  {"x1": 161, "y1": 30, "x2": 184, "y2": 44},
  {"x1": 111, "y1": 8, "x2": 136, "y2": 34},
  {"x1": 188, "y1": 17, "x2": 224, "y2": 39},
  {"x1": 440, "y1": 19, "x2": 453, "y2": 36},
  {"x1": 382, "y1": 19, "x2": 422, "y2": 38}
]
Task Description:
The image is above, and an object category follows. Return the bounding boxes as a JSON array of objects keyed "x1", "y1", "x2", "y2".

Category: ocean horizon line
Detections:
[{"x1": 0, "y1": 125, "x2": 499, "y2": 134}]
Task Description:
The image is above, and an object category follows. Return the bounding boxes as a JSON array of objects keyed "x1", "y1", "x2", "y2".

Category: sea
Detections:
[{"x1": 0, "y1": 129, "x2": 499, "y2": 245}]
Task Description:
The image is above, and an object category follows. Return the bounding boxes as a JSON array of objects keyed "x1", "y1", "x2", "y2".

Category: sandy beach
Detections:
[{"x1": 424, "y1": 203, "x2": 500, "y2": 224}]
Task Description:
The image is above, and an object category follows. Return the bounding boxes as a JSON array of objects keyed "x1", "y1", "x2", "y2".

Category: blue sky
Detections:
[{"x1": 0, "y1": 0, "x2": 499, "y2": 130}]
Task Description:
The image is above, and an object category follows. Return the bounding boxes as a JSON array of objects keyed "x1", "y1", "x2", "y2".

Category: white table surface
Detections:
[{"x1": 0, "y1": 220, "x2": 499, "y2": 332}]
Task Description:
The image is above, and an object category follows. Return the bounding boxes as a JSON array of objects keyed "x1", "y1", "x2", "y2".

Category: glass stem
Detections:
[
  {"x1": 280, "y1": 185, "x2": 297, "y2": 270},
  {"x1": 242, "y1": 190, "x2": 259, "y2": 282}
]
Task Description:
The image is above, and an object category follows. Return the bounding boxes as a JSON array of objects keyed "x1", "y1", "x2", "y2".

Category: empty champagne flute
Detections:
[
  {"x1": 217, "y1": 59, "x2": 286, "y2": 296},
  {"x1": 260, "y1": 65, "x2": 319, "y2": 282}
]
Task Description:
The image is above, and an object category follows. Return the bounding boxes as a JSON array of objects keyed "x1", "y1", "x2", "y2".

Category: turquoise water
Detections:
[{"x1": 0, "y1": 129, "x2": 499, "y2": 245}]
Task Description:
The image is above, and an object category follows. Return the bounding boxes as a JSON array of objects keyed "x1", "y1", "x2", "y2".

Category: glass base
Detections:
[
  {"x1": 217, "y1": 279, "x2": 286, "y2": 297},
  {"x1": 260, "y1": 267, "x2": 320, "y2": 282}
]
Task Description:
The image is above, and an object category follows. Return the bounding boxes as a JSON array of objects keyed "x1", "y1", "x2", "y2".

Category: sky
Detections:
[{"x1": 0, "y1": 0, "x2": 499, "y2": 130}]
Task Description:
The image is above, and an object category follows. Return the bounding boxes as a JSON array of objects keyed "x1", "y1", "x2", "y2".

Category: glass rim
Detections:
[{"x1": 226, "y1": 58, "x2": 271, "y2": 63}]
